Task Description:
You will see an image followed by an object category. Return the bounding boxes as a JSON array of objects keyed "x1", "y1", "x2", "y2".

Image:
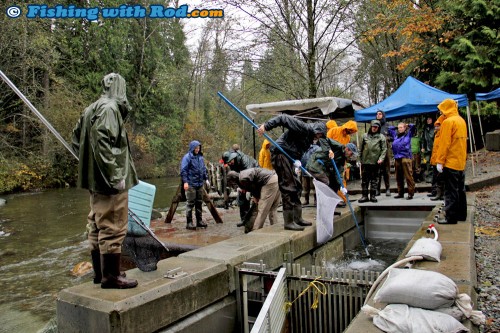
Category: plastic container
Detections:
[{"x1": 127, "y1": 180, "x2": 156, "y2": 236}]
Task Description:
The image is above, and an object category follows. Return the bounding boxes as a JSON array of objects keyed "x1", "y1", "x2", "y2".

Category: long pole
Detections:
[
  {"x1": 0, "y1": 69, "x2": 169, "y2": 252},
  {"x1": 218, "y1": 91, "x2": 313, "y2": 177},
  {"x1": 331, "y1": 158, "x2": 371, "y2": 258},
  {"x1": 0, "y1": 70, "x2": 78, "y2": 159}
]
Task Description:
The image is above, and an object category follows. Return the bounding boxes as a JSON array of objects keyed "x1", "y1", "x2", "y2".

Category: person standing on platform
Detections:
[
  {"x1": 429, "y1": 116, "x2": 445, "y2": 200},
  {"x1": 259, "y1": 139, "x2": 273, "y2": 170},
  {"x1": 388, "y1": 122, "x2": 416, "y2": 199},
  {"x1": 257, "y1": 114, "x2": 327, "y2": 231},
  {"x1": 181, "y1": 140, "x2": 209, "y2": 230},
  {"x1": 435, "y1": 99, "x2": 468, "y2": 224},
  {"x1": 375, "y1": 110, "x2": 391, "y2": 196},
  {"x1": 421, "y1": 116, "x2": 435, "y2": 183},
  {"x1": 71, "y1": 73, "x2": 139, "y2": 289},
  {"x1": 359, "y1": 120, "x2": 387, "y2": 203}
]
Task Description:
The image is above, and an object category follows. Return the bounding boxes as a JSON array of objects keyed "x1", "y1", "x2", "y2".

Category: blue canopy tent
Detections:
[
  {"x1": 475, "y1": 87, "x2": 500, "y2": 101},
  {"x1": 354, "y1": 76, "x2": 469, "y2": 122}
]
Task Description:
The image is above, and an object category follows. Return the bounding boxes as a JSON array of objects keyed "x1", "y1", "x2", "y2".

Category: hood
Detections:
[
  {"x1": 342, "y1": 120, "x2": 358, "y2": 133},
  {"x1": 188, "y1": 140, "x2": 202, "y2": 154},
  {"x1": 312, "y1": 122, "x2": 327, "y2": 136},
  {"x1": 102, "y1": 73, "x2": 131, "y2": 118},
  {"x1": 438, "y1": 99, "x2": 459, "y2": 118},
  {"x1": 326, "y1": 120, "x2": 338, "y2": 130},
  {"x1": 376, "y1": 110, "x2": 386, "y2": 125},
  {"x1": 261, "y1": 139, "x2": 271, "y2": 149},
  {"x1": 435, "y1": 115, "x2": 445, "y2": 126},
  {"x1": 370, "y1": 119, "x2": 381, "y2": 133}
]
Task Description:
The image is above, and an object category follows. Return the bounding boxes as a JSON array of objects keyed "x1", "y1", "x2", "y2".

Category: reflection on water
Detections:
[
  {"x1": 326, "y1": 239, "x2": 408, "y2": 272},
  {"x1": 0, "y1": 177, "x2": 179, "y2": 333}
]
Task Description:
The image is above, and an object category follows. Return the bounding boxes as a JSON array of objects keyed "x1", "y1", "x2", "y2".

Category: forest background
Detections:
[{"x1": 0, "y1": 0, "x2": 498, "y2": 194}]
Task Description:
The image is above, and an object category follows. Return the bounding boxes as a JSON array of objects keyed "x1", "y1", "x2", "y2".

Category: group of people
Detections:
[{"x1": 70, "y1": 72, "x2": 468, "y2": 290}]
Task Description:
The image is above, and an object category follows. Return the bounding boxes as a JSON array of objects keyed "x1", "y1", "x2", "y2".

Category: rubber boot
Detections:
[
  {"x1": 430, "y1": 187, "x2": 443, "y2": 201},
  {"x1": 358, "y1": 189, "x2": 369, "y2": 203},
  {"x1": 370, "y1": 191, "x2": 378, "y2": 203},
  {"x1": 186, "y1": 209, "x2": 197, "y2": 230},
  {"x1": 91, "y1": 250, "x2": 102, "y2": 284},
  {"x1": 101, "y1": 253, "x2": 138, "y2": 289},
  {"x1": 196, "y1": 220, "x2": 207, "y2": 228},
  {"x1": 91, "y1": 250, "x2": 126, "y2": 283},
  {"x1": 283, "y1": 210, "x2": 304, "y2": 231},
  {"x1": 293, "y1": 205, "x2": 312, "y2": 226}
]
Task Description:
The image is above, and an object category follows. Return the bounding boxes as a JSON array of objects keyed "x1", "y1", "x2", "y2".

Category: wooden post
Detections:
[{"x1": 164, "y1": 183, "x2": 223, "y2": 224}]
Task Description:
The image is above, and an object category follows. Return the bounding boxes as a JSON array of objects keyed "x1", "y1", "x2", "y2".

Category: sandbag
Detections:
[
  {"x1": 406, "y1": 237, "x2": 442, "y2": 262},
  {"x1": 363, "y1": 304, "x2": 469, "y2": 333},
  {"x1": 374, "y1": 268, "x2": 457, "y2": 309}
]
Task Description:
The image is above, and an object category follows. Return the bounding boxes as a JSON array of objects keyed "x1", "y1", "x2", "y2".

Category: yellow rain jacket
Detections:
[
  {"x1": 327, "y1": 120, "x2": 358, "y2": 145},
  {"x1": 326, "y1": 120, "x2": 338, "y2": 130},
  {"x1": 258, "y1": 139, "x2": 273, "y2": 170},
  {"x1": 435, "y1": 99, "x2": 467, "y2": 171},
  {"x1": 430, "y1": 116, "x2": 445, "y2": 166}
]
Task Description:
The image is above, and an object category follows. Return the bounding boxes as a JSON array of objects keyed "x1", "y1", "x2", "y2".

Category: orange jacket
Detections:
[
  {"x1": 326, "y1": 120, "x2": 338, "y2": 130},
  {"x1": 430, "y1": 115, "x2": 445, "y2": 166},
  {"x1": 258, "y1": 139, "x2": 273, "y2": 170},
  {"x1": 327, "y1": 120, "x2": 358, "y2": 145},
  {"x1": 435, "y1": 99, "x2": 467, "y2": 171}
]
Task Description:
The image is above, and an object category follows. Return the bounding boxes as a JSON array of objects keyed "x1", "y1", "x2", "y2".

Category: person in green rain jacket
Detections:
[{"x1": 72, "y1": 73, "x2": 139, "y2": 290}]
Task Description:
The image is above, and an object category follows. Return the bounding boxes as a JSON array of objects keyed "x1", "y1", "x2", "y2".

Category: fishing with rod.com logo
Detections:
[{"x1": 6, "y1": 4, "x2": 224, "y2": 20}]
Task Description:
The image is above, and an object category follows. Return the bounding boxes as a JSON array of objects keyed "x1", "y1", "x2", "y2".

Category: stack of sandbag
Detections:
[{"x1": 362, "y1": 268, "x2": 485, "y2": 333}]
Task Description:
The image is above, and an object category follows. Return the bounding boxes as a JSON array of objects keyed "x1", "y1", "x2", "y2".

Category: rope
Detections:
[{"x1": 285, "y1": 277, "x2": 327, "y2": 312}]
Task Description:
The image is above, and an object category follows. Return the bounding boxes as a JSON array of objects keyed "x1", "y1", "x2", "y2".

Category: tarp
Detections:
[
  {"x1": 246, "y1": 97, "x2": 364, "y2": 119},
  {"x1": 475, "y1": 87, "x2": 500, "y2": 101},
  {"x1": 354, "y1": 77, "x2": 469, "y2": 122}
]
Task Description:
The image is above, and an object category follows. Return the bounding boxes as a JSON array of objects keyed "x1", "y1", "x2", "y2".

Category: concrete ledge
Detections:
[
  {"x1": 57, "y1": 257, "x2": 227, "y2": 333},
  {"x1": 345, "y1": 194, "x2": 479, "y2": 333}
]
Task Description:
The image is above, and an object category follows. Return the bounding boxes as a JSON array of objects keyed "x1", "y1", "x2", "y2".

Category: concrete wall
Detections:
[{"x1": 57, "y1": 208, "x2": 364, "y2": 333}]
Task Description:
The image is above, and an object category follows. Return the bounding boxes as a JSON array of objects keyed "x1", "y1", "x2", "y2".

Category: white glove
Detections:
[
  {"x1": 114, "y1": 179, "x2": 125, "y2": 191},
  {"x1": 340, "y1": 187, "x2": 348, "y2": 195},
  {"x1": 206, "y1": 180, "x2": 210, "y2": 187},
  {"x1": 356, "y1": 161, "x2": 361, "y2": 168},
  {"x1": 436, "y1": 164, "x2": 443, "y2": 173},
  {"x1": 246, "y1": 191, "x2": 251, "y2": 201},
  {"x1": 293, "y1": 160, "x2": 302, "y2": 168}
]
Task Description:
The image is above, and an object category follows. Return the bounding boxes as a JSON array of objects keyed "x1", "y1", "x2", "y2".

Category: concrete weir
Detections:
[{"x1": 57, "y1": 193, "x2": 480, "y2": 333}]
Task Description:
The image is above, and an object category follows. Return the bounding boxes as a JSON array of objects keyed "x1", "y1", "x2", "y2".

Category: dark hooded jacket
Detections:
[
  {"x1": 180, "y1": 140, "x2": 208, "y2": 187},
  {"x1": 71, "y1": 73, "x2": 138, "y2": 194},
  {"x1": 360, "y1": 120, "x2": 387, "y2": 164},
  {"x1": 306, "y1": 138, "x2": 346, "y2": 177},
  {"x1": 376, "y1": 110, "x2": 388, "y2": 136},
  {"x1": 263, "y1": 114, "x2": 326, "y2": 160},
  {"x1": 421, "y1": 122, "x2": 435, "y2": 153}
]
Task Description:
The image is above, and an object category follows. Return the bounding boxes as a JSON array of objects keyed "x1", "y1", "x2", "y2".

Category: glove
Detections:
[
  {"x1": 206, "y1": 180, "x2": 210, "y2": 187},
  {"x1": 293, "y1": 160, "x2": 302, "y2": 168},
  {"x1": 114, "y1": 179, "x2": 125, "y2": 191},
  {"x1": 356, "y1": 161, "x2": 361, "y2": 168},
  {"x1": 340, "y1": 187, "x2": 348, "y2": 195},
  {"x1": 437, "y1": 164, "x2": 443, "y2": 173},
  {"x1": 246, "y1": 191, "x2": 251, "y2": 201}
]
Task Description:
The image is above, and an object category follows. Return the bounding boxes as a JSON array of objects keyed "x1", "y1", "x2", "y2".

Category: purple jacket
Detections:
[{"x1": 388, "y1": 124, "x2": 416, "y2": 159}]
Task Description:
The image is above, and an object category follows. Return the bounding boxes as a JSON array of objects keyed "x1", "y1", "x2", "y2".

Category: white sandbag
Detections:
[
  {"x1": 406, "y1": 237, "x2": 442, "y2": 262},
  {"x1": 435, "y1": 306, "x2": 466, "y2": 322},
  {"x1": 363, "y1": 304, "x2": 469, "y2": 333},
  {"x1": 374, "y1": 268, "x2": 457, "y2": 309}
]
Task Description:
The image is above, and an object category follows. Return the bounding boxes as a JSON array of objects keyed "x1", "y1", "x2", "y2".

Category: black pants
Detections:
[
  {"x1": 361, "y1": 164, "x2": 379, "y2": 195},
  {"x1": 271, "y1": 152, "x2": 301, "y2": 211},
  {"x1": 443, "y1": 167, "x2": 467, "y2": 222}
]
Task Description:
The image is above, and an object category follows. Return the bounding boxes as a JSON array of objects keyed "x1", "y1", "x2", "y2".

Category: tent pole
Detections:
[
  {"x1": 466, "y1": 105, "x2": 476, "y2": 177},
  {"x1": 476, "y1": 101, "x2": 486, "y2": 147}
]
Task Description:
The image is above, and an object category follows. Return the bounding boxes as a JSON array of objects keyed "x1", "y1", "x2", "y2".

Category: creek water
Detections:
[{"x1": 0, "y1": 177, "x2": 179, "y2": 333}]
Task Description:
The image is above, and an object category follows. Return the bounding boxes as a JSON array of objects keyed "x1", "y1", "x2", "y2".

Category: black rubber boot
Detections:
[
  {"x1": 359, "y1": 189, "x2": 369, "y2": 203},
  {"x1": 370, "y1": 191, "x2": 378, "y2": 203},
  {"x1": 91, "y1": 250, "x2": 102, "y2": 284},
  {"x1": 101, "y1": 253, "x2": 138, "y2": 289},
  {"x1": 430, "y1": 187, "x2": 443, "y2": 201},
  {"x1": 293, "y1": 206, "x2": 312, "y2": 226},
  {"x1": 186, "y1": 222, "x2": 197, "y2": 230},
  {"x1": 196, "y1": 220, "x2": 207, "y2": 228},
  {"x1": 283, "y1": 210, "x2": 304, "y2": 231}
]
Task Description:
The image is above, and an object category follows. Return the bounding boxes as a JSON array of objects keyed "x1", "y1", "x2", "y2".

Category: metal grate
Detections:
[{"x1": 238, "y1": 261, "x2": 379, "y2": 333}]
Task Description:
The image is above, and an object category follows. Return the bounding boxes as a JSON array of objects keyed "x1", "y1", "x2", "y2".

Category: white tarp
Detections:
[
  {"x1": 246, "y1": 97, "x2": 338, "y2": 116},
  {"x1": 313, "y1": 179, "x2": 342, "y2": 244}
]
